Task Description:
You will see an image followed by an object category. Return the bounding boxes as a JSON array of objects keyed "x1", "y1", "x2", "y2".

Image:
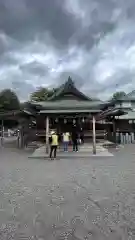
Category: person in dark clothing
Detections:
[{"x1": 71, "y1": 126, "x2": 78, "y2": 152}]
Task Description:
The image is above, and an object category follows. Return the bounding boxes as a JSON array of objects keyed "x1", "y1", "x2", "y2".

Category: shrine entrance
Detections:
[
  {"x1": 44, "y1": 113, "x2": 97, "y2": 154},
  {"x1": 50, "y1": 116, "x2": 82, "y2": 134},
  {"x1": 58, "y1": 119, "x2": 75, "y2": 133},
  {"x1": 31, "y1": 77, "x2": 102, "y2": 155}
]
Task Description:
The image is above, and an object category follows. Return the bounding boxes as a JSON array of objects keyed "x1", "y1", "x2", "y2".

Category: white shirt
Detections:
[{"x1": 63, "y1": 132, "x2": 70, "y2": 142}]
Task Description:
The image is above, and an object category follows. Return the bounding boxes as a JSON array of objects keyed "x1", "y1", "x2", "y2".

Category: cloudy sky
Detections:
[{"x1": 0, "y1": 0, "x2": 135, "y2": 101}]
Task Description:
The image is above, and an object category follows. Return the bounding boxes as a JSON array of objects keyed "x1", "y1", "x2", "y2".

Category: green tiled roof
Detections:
[
  {"x1": 118, "y1": 111, "x2": 135, "y2": 119},
  {"x1": 32, "y1": 99, "x2": 104, "y2": 110}
]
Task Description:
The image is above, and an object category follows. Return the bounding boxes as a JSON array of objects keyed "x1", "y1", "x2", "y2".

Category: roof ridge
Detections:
[{"x1": 48, "y1": 77, "x2": 91, "y2": 101}]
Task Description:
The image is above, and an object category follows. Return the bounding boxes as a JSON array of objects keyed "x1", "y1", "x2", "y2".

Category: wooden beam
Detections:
[
  {"x1": 92, "y1": 115, "x2": 96, "y2": 155},
  {"x1": 45, "y1": 116, "x2": 49, "y2": 154}
]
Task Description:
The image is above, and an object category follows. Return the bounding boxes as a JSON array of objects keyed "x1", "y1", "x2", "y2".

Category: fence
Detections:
[{"x1": 107, "y1": 131, "x2": 135, "y2": 144}]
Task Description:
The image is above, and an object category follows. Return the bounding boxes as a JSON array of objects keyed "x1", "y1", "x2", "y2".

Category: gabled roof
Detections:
[{"x1": 48, "y1": 77, "x2": 91, "y2": 101}]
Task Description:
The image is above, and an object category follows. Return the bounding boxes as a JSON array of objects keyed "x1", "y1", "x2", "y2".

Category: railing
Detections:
[{"x1": 116, "y1": 131, "x2": 135, "y2": 144}]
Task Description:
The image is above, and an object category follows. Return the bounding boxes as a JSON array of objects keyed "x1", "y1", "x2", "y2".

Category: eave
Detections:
[
  {"x1": 39, "y1": 109, "x2": 101, "y2": 114},
  {"x1": 96, "y1": 106, "x2": 131, "y2": 120},
  {"x1": 30, "y1": 100, "x2": 105, "y2": 110},
  {"x1": 0, "y1": 109, "x2": 35, "y2": 120}
]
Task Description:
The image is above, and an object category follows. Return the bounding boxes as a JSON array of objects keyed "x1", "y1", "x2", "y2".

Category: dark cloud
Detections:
[
  {"x1": 20, "y1": 61, "x2": 49, "y2": 77},
  {"x1": 0, "y1": 0, "x2": 118, "y2": 50},
  {"x1": 0, "y1": 0, "x2": 80, "y2": 48},
  {"x1": 71, "y1": 22, "x2": 115, "y2": 50},
  {"x1": 0, "y1": 0, "x2": 135, "y2": 100}
]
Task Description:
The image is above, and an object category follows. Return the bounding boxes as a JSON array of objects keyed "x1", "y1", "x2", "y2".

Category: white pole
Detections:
[
  {"x1": 92, "y1": 115, "x2": 96, "y2": 155},
  {"x1": 45, "y1": 116, "x2": 49, "y2": 154}
]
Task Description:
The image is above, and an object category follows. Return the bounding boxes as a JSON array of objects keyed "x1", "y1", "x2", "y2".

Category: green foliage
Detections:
[
  {"x1": 112, "y1": 91, "x2": 126, "y2": 101},
  {"x1": 0, "y1": 89, "x2": 20, "y2": 111},
  {"x1": 30, "y1": 87, "x2": 58, "y2": 102}
]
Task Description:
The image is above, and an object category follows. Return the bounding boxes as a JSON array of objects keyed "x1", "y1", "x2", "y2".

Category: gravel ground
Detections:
[{"x1": 0, "y1": 145, "x2": 135, "y2": 239}]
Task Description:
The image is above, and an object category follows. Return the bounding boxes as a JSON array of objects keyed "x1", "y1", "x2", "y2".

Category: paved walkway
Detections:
[
  {"x1": 0, "y1": 145, "x2": 134, "y2": 239},
  {"x1": 30, "y1": 143, "x2": 114, "y2": 158}
]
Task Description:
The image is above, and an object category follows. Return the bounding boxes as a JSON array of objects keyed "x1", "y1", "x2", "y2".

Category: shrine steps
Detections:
[{"x1": 30, "y1": 143, "x2": 113, "y2": 159}]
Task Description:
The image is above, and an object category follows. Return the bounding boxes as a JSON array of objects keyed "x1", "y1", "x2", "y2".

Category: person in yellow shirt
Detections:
[{"x1": 49, "y1": 131, "x2": 59, "y2": 159}]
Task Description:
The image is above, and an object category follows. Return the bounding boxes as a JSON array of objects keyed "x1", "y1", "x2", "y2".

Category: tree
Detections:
[
  {"x1": 30, "y1": 87, "x2": 58, "y2": 102},
  {"x1": 111, "y1": 91, "x2": 126, "y2": 101},
  {"x1": 0, "y1": 89, "x2": 20, "y2": 111}
]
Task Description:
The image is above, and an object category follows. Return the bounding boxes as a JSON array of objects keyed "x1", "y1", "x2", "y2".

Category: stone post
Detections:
[
  {"x1": 45, "y1": 116, "x2": 49, "y2": 154},
  {"x1": 92, "y1": 115, "x2": 96, "y2": 155},
  {"x1": 1, "y1": 119, "x2": 4, "y2": 146}
]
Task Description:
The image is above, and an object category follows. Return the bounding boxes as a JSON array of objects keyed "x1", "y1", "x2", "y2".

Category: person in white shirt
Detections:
[
  {"x1": 63, "y1": 132, "x2": 70, "y2": 152},
  {"x1": 8, "y1": 129, "x2": 11, "y2": 137}
]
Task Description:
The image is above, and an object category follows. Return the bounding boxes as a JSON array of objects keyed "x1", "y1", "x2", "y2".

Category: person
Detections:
[
  {"x1": 63, "y1": 132, "x2": 70, "y2": 152},
  {"x1": 49, "y1": 131, "x2": 59, "y2": 160},
  {"x1": 8, "y1": 129, "x2": 11, "y2": 137},
  {"x1": 80, "y1": 128, "x2": 84, "y2": 144},
  {"x1": 71, "y1": 126, "x2": 78, "y2": 152}
]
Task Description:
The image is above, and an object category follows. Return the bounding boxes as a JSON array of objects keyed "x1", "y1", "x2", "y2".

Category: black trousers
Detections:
[
  {"x1": 73, "y1": 140, "x2": 78, "y2": 151},
  {"x1": 50, "y1": 145, "x2": 57, "y2": 158}
]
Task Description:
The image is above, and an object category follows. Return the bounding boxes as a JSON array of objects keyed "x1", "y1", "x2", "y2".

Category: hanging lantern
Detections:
[
  {"x1": 55, "y1": 118, "x2": 58, "y2": 123},
  {"x1": 64, "y1": 119, "x2": 67, "y2": 124},
  {"x1": 73, "y1": 119, "x2": 76, "y2": 124},
  {"x1": 82, "y1": 117, "x2": 85, "y2": 123}
]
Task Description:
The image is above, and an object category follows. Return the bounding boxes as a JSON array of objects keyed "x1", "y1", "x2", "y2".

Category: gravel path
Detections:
[{"x1": 0, "y1": 145, "x2": 134, "y2": 239}]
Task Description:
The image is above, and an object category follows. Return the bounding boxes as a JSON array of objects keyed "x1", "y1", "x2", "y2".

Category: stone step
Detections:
[
  {"x1": 57, "y1": 148, "x2": 105, "y2": 153},
  {"x1": 30, "y1": 145, "x2": 113, "y2": 158},
  {"x1": 30, "y1": 151, "x2": 113, "y2": 159}
]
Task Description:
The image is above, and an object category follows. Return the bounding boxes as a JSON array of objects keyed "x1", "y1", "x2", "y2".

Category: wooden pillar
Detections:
[
  {"x1": 45, "y1": 116, "x2": 49, "y2": 154},
  {"x1": 20, "y1": 126, "x2": 24, "y2": 149},
  {"x1": 92, "y1": 115, "x2": 96, "y2": 155},
  {"x1": 17, "y1": 129, "x2": 20, "y2": 148},
  {"x1": 112, "y1": 117, "x2": 116, "y2": 143}
]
